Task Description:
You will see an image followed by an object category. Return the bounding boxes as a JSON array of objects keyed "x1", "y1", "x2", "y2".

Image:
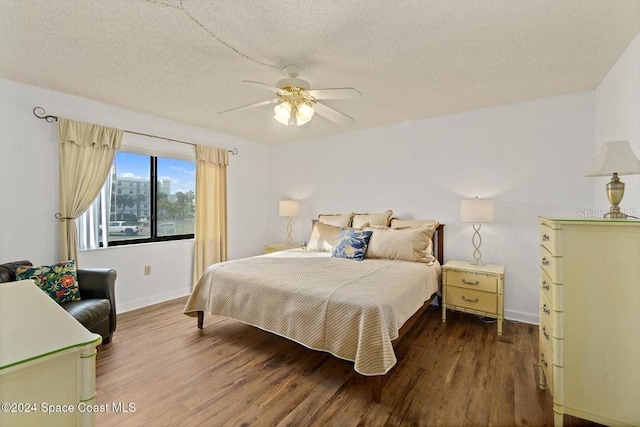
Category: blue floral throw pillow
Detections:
[
  {"x1": 331, "y1": 229, "x2": 373, "y2": 261},
  {"x1": 16, "y1": 260, "x2": 81, "y2": 304}
]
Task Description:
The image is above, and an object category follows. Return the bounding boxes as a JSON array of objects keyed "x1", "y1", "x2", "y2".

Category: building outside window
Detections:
[{"x1": 79, "y1": 151, "x2": 196, "y2": 247}]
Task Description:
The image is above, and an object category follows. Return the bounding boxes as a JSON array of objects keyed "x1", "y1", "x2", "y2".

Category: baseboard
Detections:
[
  {"x1": 504, "y1": 309, "x2": 539, "y2": 325},
  {"x1": 117, "y1": 288, "x2": 191, "y2": 313}
]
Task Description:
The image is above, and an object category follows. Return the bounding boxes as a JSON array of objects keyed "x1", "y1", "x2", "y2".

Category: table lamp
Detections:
[
  {"x1": 461, "y1": 197, "x2": 494, "y2": 265},
  {"x1": 586, "y1": 140, "x2": 640, "y2": 219},
  {"x1": 279, "y1": 200, "x2": 299, "y2": 244}
]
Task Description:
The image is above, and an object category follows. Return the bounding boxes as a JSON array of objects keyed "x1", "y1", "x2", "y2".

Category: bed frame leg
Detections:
[
  {"x1": 197, "y1": 311, "x2": 204, "y2": 329},
  {"x1": 370, "y1": 376, "x2": 383, "y2": 403}
]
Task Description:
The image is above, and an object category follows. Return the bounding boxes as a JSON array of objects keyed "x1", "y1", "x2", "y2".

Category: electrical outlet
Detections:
[{"x1": 144, "y1": 265, "x2": 151, "y2": 275}]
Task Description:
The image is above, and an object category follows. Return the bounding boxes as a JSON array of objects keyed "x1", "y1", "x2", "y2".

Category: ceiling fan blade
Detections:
[
  {"x1": 218, "y1": 98, "x2": 279, "y2": 115},
  {"x1": 307, "y1": 87, "x2": 362, "y2": 100},
  {"x1": 313, "y1": 102, "x2": 355, "y2": 125},
  {"x1": 242, "y1": 80, "x2": 286, "y2": 94}
]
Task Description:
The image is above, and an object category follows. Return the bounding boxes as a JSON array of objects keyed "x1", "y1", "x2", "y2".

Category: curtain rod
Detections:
[{"x1": 32, "y1": 107, "x2": 238, "y2": 156}]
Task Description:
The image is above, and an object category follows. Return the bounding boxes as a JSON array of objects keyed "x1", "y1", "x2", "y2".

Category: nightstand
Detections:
[
  {"x1": 441, "y1": 260, "x2": 505, "y2": 335},
  {"x1": 264, "y1": 243, "x2": 302, "y2": 254}
]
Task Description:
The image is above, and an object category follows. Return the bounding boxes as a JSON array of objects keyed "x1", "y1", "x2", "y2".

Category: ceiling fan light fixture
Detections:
[
  {"x1": 273, "y1": 101, "x2": 314, "y2": 127},
  {"x1": 222, "y1": 65, "x2": 359, "y2": 127},
  {"x1": 274, "y1": 102, "x2": 292, "y2": 125}
]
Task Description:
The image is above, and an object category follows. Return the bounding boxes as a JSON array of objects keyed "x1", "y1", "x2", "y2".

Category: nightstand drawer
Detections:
[
  {"x1": 445, "y1": 269, "x2": 498, "y2": 293},
  {"x1": 446, "y1": 287, "x2": 497, "y2": 314}
]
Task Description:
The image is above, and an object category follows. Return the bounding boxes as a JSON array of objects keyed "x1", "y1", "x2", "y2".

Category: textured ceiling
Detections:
[{"x1": 1, "y1": 1, "x2": 639, "y2": 144}]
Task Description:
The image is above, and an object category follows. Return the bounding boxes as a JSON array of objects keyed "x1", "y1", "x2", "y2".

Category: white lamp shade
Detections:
[
  {"x1": 279, "y1": 200, "x2": 299, "y2": 217},
  {"x1": 461, "y1": 198, "x2": 494, "y2": 223},
  {"x1": 586, "y1": 140, "x2": 640, "y2": 177}
]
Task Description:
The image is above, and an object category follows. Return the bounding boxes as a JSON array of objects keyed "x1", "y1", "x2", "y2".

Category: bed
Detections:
[{"x1": 184, "y1": 216, "x2": 444, "y2": 402}]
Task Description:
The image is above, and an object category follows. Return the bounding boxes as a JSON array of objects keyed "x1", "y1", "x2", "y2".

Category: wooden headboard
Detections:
[
  {"x1": 310, "y1": 219, "x2": 445, "y2": 265},
  {"x1": 433, "y1": 224, "x2": 444, "y2": 265}
]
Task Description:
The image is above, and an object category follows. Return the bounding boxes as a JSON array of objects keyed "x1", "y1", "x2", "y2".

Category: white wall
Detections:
[
  {"x1": 595, "y1": 32, "x2": 640, "y2": 217},
  {"x1": 269, "y1": 92, "x2": 596, "y2": 323},
  {"x1": 0, "y1": 79, "x2": 270, "y2": 312},
  {"x1": 0, "y1": 77, "x2": 604, "y2": 322}
]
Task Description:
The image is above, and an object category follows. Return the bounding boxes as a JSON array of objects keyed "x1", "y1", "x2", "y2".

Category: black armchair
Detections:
[{"x1": 0, "y1": 260, "x2": 117, "y2": 344}]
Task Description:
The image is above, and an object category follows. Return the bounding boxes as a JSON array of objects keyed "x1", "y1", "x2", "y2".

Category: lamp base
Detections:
[
  {"x1": 604, "y1": 173, "x2": 627, "y2": 219},
  {"x1": 470, "y1": 223, "x2": 485, "y2": 265},
  {"x1": 604, "y1": 210, "x2": 628, "y2": 219},
  {"x1": 286, "y1": 216, "x2": 293, "y2": 244}
]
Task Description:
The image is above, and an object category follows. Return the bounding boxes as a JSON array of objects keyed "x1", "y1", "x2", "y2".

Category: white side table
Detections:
[{"x1": 441, "y1": 260, "x2": 506, "y2": 335}]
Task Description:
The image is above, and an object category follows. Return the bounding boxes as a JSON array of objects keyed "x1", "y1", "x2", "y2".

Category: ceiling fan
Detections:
[{"x1": 218, "y1": 64, "x2": 361, "y2": 127}]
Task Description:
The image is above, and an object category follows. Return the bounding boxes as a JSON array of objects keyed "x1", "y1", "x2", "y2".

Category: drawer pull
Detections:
[
  {"x1": 542, "y1": 234, "x2": 550, "y2": 241},
  {"x1": 541, "y1": 257, "x2": 550, "y2": 266},
  {"x1": 461, "y1": 295, "x2": 480, "y2": 303},
  {"x1": 542, "y1": 304, "x2": 550, "y2": 315},
  {"x1": 542, "y1": 326, "x2": 549, "y2": 340},
  {"x1": 542, "y1": 280, "x2": 550, "y2": 291},
  {"x1": 540, "y1": 354, "x2": 548, "y2": 368},
  {"x1": 461, "y1": 279, "x2": 480, "y2": 286}
]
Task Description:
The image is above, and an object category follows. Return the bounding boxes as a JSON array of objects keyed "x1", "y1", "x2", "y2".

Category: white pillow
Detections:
[
  {"x1": 307, "y1": 221, "x2": 344, "y2": 252},
  {"x1": 318, "y1": 212, "x2": 353, "y2": 228},
  {"x1": 352, "y1": 210, "x2": 393, "y2": 229},
  {"x1": 307, "y1": 221, "x2": 369, "y2": 252},
  {"x1": 390, "y1": 219, "x2": 439, "y2": 238},
  {"x1": 364, "y1": 225, "x2": 434, "y2": 263}
]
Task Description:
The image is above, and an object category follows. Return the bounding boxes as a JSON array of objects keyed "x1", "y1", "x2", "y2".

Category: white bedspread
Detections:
[{"x1": 184, "y1": 249, "x2": 441, "y2": 375}]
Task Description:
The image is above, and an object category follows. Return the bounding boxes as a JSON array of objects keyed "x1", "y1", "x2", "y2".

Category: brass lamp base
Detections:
[
  {"x1": 604, "y1": 210, "x2": 628, "y2": 219},
  {"x1": 470, "y1": 223, "x2": 485, "y2": 266},
  {"x1": 604, "y1": 173, "x2": 628, "y2": 219},
  {"x1": 286, "y1": 216, "x2": 293, "y2": 244}
]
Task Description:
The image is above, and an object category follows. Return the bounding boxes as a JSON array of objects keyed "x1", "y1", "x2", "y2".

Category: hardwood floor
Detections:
[{"x1": 95, "y1": 298, "x2": 596, "y2": 426}]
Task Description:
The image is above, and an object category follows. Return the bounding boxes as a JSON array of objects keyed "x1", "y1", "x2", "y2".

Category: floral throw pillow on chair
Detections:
[{"x1": 16, "y1": 260, "x2": 81, "y2": 304}]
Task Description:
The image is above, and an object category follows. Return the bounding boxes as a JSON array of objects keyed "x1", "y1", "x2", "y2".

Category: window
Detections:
[{"x1": 78, "y1": 151, "x2": 196, "y2": 248}]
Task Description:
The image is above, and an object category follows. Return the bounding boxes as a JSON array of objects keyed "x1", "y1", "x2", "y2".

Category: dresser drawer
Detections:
[
  {"x1": 540, "y1": 298, "x2": 553, "y2": 323},
  {"x1": 540, "y1": 246, "x2": 562, "y2": 282},
  {"x1": 540, "y1": 268, "x2": 552, "y2": 302},
  {"x1": 539, "y1": 223, "x2": 559, "y2": 254},
  {"x1": 446, "y1": 287, "x2": 497, "y2": 314},
  {"x1": 445, "y1": 269, "x2": 498, "y2": 293},
  {"x1": 540, "y1": 306, "x2": 553, "y2": 355},
  {"x1": 540, "y1": 288, "x2": 553, "y2": 324},
  {"x1": 540, "y1": 268, "x2": 564, "y2": 313},
  {"x1": 539, "y1": 336, "x2": 554, "y2": 394}
]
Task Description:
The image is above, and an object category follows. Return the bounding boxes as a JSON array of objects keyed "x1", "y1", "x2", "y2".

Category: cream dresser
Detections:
[
  {"x1": 538, "y1": 217, "x2": 640, "y2": 426},
  {"x1": 0, "y1": 280, "x2": 102, "y2": 427},
  {"x1": 441, "y1": 260, "x2": 506, "y2": 335}
]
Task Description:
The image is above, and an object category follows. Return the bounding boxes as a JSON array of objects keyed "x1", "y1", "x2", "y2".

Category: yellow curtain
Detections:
[
  {"x1": 193, "y1": 145, "x2": 229, "y2": 286},
  {"x1": 58, "y1": 118, "x2": 122, "y2": 262}
]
